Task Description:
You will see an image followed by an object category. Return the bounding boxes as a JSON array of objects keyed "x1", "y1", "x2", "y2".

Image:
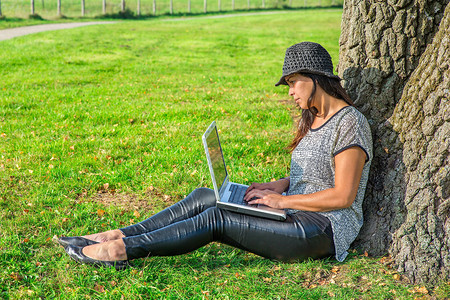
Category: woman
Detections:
[{"x1": 58, "y1": 42, "x2": 372, "y2": 270}]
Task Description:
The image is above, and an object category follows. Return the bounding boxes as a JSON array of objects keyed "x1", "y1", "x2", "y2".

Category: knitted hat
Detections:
[{"x1": 275, "y1": 42, "x2": 340, "y2": 86}]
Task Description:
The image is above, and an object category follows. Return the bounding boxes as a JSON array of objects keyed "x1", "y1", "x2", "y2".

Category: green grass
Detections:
[{"x1": 0, "y1": 9, "x2": 448, "y2": 299}]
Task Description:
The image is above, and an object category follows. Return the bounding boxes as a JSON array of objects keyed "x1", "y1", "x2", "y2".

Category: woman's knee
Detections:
[{"x1": 190, "y1": 187, "x2": 216, "y2": 206}]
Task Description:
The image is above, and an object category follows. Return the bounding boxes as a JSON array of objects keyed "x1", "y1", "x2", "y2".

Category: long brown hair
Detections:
[{"x1": 288, "y1": 73, "x2": 354, "y2": 152}]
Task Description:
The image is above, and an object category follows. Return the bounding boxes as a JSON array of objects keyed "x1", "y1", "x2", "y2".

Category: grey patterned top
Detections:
[{"x1": 287, "y1": 106, "x2": 373, "y2": 262}]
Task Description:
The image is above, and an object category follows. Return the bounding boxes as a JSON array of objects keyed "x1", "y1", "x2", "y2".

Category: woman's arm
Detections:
[{"x1": 244, "y1": 146, "x2": 366, "y2": 212}]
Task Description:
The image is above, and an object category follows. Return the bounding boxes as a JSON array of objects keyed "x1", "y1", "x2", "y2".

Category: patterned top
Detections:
[{"x1": 287, "y1": 106, "x2": 373, "y2": 262}]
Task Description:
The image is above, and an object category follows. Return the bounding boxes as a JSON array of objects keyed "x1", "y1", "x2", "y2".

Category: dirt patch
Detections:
[
  {"x1": 92, "y1": 192, "x2": 155, "y2": 211},
  {"x1": 85, "y1": 186, "x2": 178, "y2": 212}
]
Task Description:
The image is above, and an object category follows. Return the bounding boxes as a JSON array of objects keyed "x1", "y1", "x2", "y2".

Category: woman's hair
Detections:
[{"x1": 288, "y1": 73, "x2": 354, "y2": 152}]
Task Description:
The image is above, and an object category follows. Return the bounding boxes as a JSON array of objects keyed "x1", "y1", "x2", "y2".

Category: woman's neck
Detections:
[{"x1": 310, "y1": 88, "x2": 349, "y2": 129}]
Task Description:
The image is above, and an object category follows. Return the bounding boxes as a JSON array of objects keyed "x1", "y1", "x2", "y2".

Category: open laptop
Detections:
[{"x1": 202, "y1": 121, "x2": 286, "y2": 221}]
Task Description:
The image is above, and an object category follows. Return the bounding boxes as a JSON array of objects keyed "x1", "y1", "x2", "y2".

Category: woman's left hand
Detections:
[{"x1": 244, "y1": 189, "x2": 285, "y2": 209}]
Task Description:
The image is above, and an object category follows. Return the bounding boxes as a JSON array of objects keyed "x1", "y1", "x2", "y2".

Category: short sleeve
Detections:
[{"x1": 332, "y1": 111, "x2": 373, "y2": 163}]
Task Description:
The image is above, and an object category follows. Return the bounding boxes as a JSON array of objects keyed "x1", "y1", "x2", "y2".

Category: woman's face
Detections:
[{"x1": 285, "y1": 73, "x2": 315, "y2": 109}]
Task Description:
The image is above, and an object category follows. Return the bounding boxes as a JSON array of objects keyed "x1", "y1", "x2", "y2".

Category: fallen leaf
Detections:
[
  {"x1": 331, "y1": 266, "x2": 340, "y2": 273},
  {"x1": 263, "y1": 277, "x2": 272, "y2": 282},
  {"x1": 97, "y1": 209, "x2": 106, "y2": 217},
  {"x1": 94, "y1": 284, "x2": 105, "y2": 293},
  {"x1": 393, "y1": 274, "x2": 401, "y2": 280},
  {"x1": 22, "y1": 238, "x2": 29, "y2": 243},
  {"x1": 10, "y1": 273, "x2": 23, "y2": 281},
  {"x1": 133, "y1": 210, "x2": 140, "y2": 218},
  {"x1": 414, "y1": 286, "x2": 429, "y2": 294},
  {"x1": 69, "y1": 145, "x2": 75, "y2": 150}
]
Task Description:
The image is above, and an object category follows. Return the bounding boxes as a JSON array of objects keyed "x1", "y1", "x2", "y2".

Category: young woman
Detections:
[{"x1": 58, "y1": 42, "x2": 372, "y2": 269}]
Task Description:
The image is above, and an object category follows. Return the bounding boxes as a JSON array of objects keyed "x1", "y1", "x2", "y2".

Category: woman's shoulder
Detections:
[{"x1": 338, "y1": 106, "x2": 371, "y2": 129}]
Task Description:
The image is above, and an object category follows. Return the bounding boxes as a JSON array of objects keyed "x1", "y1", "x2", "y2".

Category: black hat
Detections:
[{"x1": 275, "y1": 42, "x2": 340, "y2": 86}]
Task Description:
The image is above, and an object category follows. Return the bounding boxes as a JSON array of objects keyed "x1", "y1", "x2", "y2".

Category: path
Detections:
[{"x1": 0, "y1": 21, "x2": 117, "y2": 41}]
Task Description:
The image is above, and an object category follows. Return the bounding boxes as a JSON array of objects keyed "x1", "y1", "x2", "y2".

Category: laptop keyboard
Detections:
[{"x1": 228, "y1": 184, "x2": 248, "y2": 205}]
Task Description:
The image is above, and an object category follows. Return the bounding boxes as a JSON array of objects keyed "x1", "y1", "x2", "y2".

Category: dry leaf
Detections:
[
  {"x1": 69, "y1": 145, "x2": 75, "y2": 150},
  {"x1": 94, "y1": 284, "x2": 105, "y2": 293},
  {"x1": 414, "y1": 286, "x2": 429, "y2": 294},
  {"x1": 10, "y1": 273, "x2": 23, "y2": 281},
  {"x1": 97, "y1": 209, "x2": 106, "y2": 217},
  {"x1": 393, "y1": 274, "x2": 401, "y2": 280},
  {"x1": 263, "y1": 277, "x2": 272, "y2": 282},
  {"x1": 133, "y1": 210, "x2": 140, "y2": 218},
  {"x1": 22, "y1": 238, "x2": 29, "y2": 243}
]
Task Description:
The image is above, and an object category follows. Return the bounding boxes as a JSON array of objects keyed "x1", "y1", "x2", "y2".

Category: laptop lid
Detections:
[{"x1": 202, "y1": 121, "x2": 230, "y2": 201}]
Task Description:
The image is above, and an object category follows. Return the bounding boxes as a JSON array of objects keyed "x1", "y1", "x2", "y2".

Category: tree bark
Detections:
[
  {"x1": 389, "y1": 3, "x2": 449, "y2": 284},
  {"x1": 338, "y1": 0, "x2": 449, "y2": 284}
]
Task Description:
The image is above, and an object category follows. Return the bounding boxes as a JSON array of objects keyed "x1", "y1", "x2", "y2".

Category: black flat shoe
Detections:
[
  {"x1": 56, "y1": 236, "x2": 99, "y2": 248},
  {"x1": 65, "y1": 245, "x2": 130, "y2": 270}
]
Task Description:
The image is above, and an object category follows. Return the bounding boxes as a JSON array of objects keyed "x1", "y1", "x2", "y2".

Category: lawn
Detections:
[{"x1": 0, "y1": 8, "x2": 448, "y2": 299}]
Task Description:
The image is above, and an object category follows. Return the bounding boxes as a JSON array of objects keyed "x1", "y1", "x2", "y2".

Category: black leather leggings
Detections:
[{"x1": 120, "y1": 188, "x2": 335, "y2": 262}]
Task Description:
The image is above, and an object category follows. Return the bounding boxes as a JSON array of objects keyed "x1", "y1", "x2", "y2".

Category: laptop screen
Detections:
[{"x1": 206, "y1": 126, "x2": 228, "y2": 191}]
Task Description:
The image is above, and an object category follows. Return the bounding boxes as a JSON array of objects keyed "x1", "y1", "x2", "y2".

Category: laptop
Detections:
[{"x1": 202, "y1": 121, "x2": 286, "y2": 221}]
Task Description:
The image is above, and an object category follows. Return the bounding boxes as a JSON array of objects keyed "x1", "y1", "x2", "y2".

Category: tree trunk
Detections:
[
  {"x1": 338, "y1": 0, "x2": 450, "y2": 284},
  {"x1": 57, "y1": 0, "x2": 61, "y2": 16},
  {"x1": 81, "y1": 0, "x2": 85, "y2": 16},
  {"x1": 389, "y1": 4, "x2": 450, "y2": 284},
  {"x1": 31, "y1": 0, "x2": 35, "y2": 14}
]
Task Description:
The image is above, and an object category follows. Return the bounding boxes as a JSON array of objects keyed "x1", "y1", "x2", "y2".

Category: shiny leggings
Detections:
[{"x1": 120, "y1": 188, "x2": 335, "y2": 262}]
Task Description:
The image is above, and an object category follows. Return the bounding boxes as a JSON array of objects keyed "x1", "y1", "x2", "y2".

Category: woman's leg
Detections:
[
  {"x1": 82, "y1": 188, "x2": 216, "y2": 242},
  {"x1": 83, "y1": 207, "x2": 334, "y2": 262}
]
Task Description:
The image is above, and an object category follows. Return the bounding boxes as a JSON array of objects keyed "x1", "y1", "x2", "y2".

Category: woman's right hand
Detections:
[{"x1": 244, "y1": 178, "x2": 289, "y2": 200}]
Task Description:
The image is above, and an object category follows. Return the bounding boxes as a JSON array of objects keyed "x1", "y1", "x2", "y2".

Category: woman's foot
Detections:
[
  {"x1": 82, "y1": 239, "x2": 128, "y2": 261},
  {"x1": 81, "y1": 229, "x2": 126, "y2": 243},
  {"x1": 65, "y1": 243, "x2": 130, "y2": 270}
]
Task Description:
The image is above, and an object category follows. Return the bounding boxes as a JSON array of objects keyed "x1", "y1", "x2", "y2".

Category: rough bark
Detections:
[
  {"x1": 389, "y1": 4, "x2": 449, "y2": 284},
  {"x1": 338, "y1": 0, "x2": 449, "y2": 284}
]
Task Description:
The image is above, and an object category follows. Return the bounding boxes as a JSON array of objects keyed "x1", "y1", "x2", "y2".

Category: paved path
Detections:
[{"x1": 0, "y1": 21, "x2": 117, "y2": 41}]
